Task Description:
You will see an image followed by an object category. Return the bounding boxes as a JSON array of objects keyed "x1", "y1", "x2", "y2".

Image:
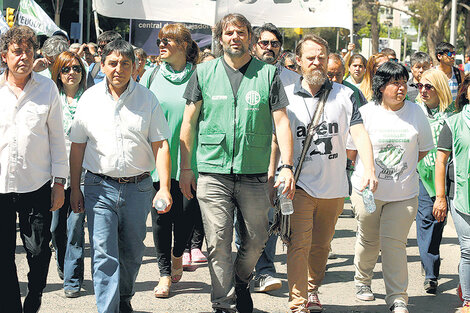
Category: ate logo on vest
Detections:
[{"x1": 245, "y1": 91, "x2": 261, "y2": 106}]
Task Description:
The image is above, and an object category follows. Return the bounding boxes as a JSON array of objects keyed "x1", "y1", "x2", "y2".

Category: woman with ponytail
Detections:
[{"x1": 139, "y1": 23, "x2": 200, "y2": 298}]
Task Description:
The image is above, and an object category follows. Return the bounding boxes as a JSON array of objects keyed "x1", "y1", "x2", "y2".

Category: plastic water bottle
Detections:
[
  {"x1": 154, "y1": 199, "x2": 167, "y2": 212},
  {"x1": 362, "y1": 187, "x2": 376, "y2": 214},
  {"x1": 278, "y1": 181, "x2": 294, "y2": 215}
]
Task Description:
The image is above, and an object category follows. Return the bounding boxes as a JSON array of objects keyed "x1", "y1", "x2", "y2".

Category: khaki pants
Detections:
[
  {"x1": 287, "y1": 188, "x2": 344, "y2": 309},
  {"x1": 351, "y1": 190, "x2": 418, "y2": 308}
]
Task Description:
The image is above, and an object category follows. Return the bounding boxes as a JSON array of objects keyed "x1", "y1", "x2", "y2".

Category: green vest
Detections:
[
  {"x1": 196, "y1": 57, "x2": 275, "y2": 174},
  {"x1": 417, "y1": 104, "x2": 454, "y2": 197},
  {"x1": 447, "y1": 113, "x2": 470, "y2": 214}
]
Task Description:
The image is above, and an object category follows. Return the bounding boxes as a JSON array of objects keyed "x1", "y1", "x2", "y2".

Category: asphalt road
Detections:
[{"x1": 15, "y1": 203, "x2": 462, "y2": 313}]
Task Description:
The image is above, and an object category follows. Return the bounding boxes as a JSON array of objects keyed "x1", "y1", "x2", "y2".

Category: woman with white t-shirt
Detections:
[{"x1": 347, "y1": 62, "x2": 434, "y2": 313}]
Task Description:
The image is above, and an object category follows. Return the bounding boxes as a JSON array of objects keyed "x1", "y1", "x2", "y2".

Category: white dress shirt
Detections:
[
  {"x1": 0, "y1": 71, "x2": 69, "y2": 193},
  {"x1": 70, "y1": 79, "x2": 170, "y2": 177}
]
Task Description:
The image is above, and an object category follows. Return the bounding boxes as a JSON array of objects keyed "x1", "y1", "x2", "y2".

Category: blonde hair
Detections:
[
  {"x1": 416, "y1": 69, "x2": 452, "y2": 112},
  {"x1": 360, "y1": 53, "x2": 387, "y2": 100}
]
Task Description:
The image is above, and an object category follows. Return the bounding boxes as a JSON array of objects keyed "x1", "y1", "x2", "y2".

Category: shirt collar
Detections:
[
  {"x1": 104, "y1": 77, "x2": 135, "y2": 99},
  {"x1": 0, "y1": 70, "x2": 37, "y2": 87},
  {"x1": 293, "y1": 77, "x2": 332, "y2": 98}
]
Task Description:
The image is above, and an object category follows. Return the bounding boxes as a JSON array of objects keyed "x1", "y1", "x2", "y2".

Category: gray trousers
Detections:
[{"x1": 197, "y1": 173, "x2": 270, "y2": 312}]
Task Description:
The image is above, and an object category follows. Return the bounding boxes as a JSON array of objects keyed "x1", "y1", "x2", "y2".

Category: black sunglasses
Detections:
[
  {"x1": 258, "y1": 40, "x2": 281, "y2": 49},
  {"x1": 157, "y1": 38, "x2": 171, "y2": 46},
  {"x1": 61, "y1": 65, "x2": 82, "y2": 74},
  {"x1": 286, "y1": 64, "x2": 296, "y2": 70},
  {"x1": 417, "y1": 83, "x2": 434, "y2": 91}
]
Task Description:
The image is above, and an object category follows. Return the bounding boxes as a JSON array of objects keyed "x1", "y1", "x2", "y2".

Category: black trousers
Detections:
[
  {"x1": 151, "y1": 179, "x2": 199, "y2": 276},
  {"x1": 186, "y1": 204, "x2": 205, "y2": 251},
  {"x1": 0, "y1": 183, "x2": 52, "y2": 313}
]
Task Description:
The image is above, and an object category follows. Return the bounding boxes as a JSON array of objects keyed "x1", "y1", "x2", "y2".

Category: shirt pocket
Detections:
[
  {"x1": 24, "y1": 104, "x2": 49, "y2": 130},
  {"x1": 123, "y1": 110, "x2": 145, "y2": 132}
]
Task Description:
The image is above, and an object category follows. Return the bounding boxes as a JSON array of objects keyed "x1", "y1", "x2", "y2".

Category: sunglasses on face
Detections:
[
  {"x1": 286, "y1": 64, "x2": 296, "y2": 70},
  {"x1": 257, "y1": 40, "x2": 281, "y2": 49},
  {"x1": 389, "y1": 58, "x2": 398, "y2": 62},
  {"x1": 157, "y1": 38, "x2": 171, "y2": 46},
  {"x1": 61, "y1": 65, "x2": 82, "y2": 74},
  {"x1": 417, "y1": 83, "x2": 434, "y2": 91},
  {"x1": 444, "y1": 51, "x2": 456, "y2": 57}
]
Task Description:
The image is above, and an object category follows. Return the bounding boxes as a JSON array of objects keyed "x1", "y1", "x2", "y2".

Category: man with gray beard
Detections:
[{"x1": 275, "y1": 34, "x2": 377, "y2": 313}]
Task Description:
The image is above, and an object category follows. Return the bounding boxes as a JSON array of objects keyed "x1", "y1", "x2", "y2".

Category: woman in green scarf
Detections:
[
  {"x1": 415, "y1": 68, "x2": 454, "y2": 294},
  {"x1": 139, "y1": 23, "x2": 200, "y2": 298}
]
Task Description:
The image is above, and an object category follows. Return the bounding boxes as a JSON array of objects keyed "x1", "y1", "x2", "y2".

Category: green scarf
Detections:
[
  {"x1": 160, "y1": 61, "x2": 193, "y2": 83},
  {"x1": 462, "y1": 104, "x2": 470, "y2": 130}
]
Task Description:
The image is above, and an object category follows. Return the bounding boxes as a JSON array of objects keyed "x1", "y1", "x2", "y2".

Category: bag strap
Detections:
[
  {"x1": 293, "y1": 85, "x2": 331, "y2": 182},
  {"x1": 146, "y1": 65, "x2": 161, "y2": 89},
  {"x1": 90, "y1": 62, "x2": 101, "y2": 79},
  {"x1": 453, "y1": 66, "x2": 462, "y2": 87}
]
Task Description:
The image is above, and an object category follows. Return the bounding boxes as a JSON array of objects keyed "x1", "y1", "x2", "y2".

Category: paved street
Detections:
[{"x1": 16, "y1": 202, "x2": 462, "y2": 313}]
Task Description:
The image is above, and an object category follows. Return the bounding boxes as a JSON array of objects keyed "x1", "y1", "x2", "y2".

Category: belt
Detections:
[{"x1": 92, "y1": 172, "x2": 150, "y2": 184}]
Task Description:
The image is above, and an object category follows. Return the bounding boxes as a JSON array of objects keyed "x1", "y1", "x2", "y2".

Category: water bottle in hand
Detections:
[
  {"x1": 362, "y1": 187, "x2": 376, "y2": 214},
  {"x1": 154, "y1": 199, "x2": 167, "y2": 212},
  {"x1": 278, "y1": 181, "x2": 294, "y2": 215}
]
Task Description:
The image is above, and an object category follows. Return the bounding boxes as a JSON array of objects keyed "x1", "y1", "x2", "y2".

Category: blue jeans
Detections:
[
  {"x1": 197, "y1": 173, "x2": 270, "y2": 312},
  {"x1": 416, "y1": 179, "x2": 446, "y2": 280},
  {"x1": 51, "y1": 188, "x2": 86, "y2": 291},
  {"x1": 450, "y1": 200, "x2": 470, "y2": 301},
  {"x1": 84, "y1": 172, "x2": 154, "y2": 313}
]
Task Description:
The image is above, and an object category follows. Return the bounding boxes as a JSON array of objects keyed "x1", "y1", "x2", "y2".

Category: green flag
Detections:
[{"x1": 17, "y1": 0, "x2": 63, "y2": 36}]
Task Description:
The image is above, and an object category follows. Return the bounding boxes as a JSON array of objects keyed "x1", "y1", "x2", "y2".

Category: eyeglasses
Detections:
[
  {"x1": 327, "y1": 71, "x2": 343, "y2": 81},
  {"x1": 444, "y1": 51, "x2": 456, "y2": 57},
  {"x1": 61, "y1": 65, "x2": 82, "y2": 74},
  {"x1": 417, "y1": 83, "x2": 434, "y2": 91},
  {"x1": 389, "y1": 58, "x2": 398, "y2": 63},
  {"x1": 157, "y1": 38, "x2": 171, "y2": 46},
  {"x1": 257, "y1": 40, "x2": 281, "y2": 49},
  {"x1": 286, "y1": 64, "x2": 296, "y2": 70}
]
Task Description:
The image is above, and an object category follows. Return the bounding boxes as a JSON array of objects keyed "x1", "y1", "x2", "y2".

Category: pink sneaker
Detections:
[
  {"x1": 191, "y1": 248, "x2": 207, "y2": 263},
  {"x1": 182, "y1": 251, "x2": 191, "y2": 268}
]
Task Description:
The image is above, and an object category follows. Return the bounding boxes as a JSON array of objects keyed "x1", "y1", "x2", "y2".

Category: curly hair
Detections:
[{"x1": 0, "y1": 26, "x2": 38, "y2": 68}]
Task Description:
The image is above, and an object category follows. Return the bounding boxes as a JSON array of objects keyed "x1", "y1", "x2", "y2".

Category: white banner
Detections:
[
  {"x1": 93, "y1": 0, "x2": 352, "y2": 29},
  {"x1": 93, "y1": 0, "x2": 216, "y2": 26},
  {"x1": 17, "y1": 0, "x2": 62, "y2": 36},
  {"x1": 215, "y1": 0, "x2": 352, "y2": 29},
  {"x1": 0, "y1": 13, "x2": 9, "y2": 35}
]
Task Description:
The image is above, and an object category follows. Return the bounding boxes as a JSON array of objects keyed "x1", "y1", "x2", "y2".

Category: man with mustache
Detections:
[
  {"x1": 180, "y1": 13, "x2": 294, "y2": 313},
  {"x1": 281, "y1": 34, "x2": 377, "y2": 312},
  {"x1": 245, "y1": 22, "x2": 301, "y2": 294}
]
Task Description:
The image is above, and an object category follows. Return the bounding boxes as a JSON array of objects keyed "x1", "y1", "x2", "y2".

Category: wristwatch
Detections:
[
  {"x1": 54, "y1": 177, "x2": 66, "y2": 186},
  {"x1": 277, "y1": 164, "x2": 294, "y2": 172}
]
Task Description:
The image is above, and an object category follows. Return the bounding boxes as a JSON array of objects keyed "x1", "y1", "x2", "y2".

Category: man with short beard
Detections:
[
  {"x1": 279, "y1": 34, "x2": 377, "y2": 313},
  {"x1": 248, "y1": 22, "x2": 300, "y2": 294},
  {"x1": 180, "y1": 13, "x2": 294, "y2": 313}
]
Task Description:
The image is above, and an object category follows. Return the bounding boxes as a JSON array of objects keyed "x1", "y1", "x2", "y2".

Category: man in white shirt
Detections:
[
  {"x1": 69, "y1": 40, "x2": 171, "y2": 313},
  {"x1": 279, "y1": 34, "x2": 377, "y2": 313},
  {"x1": 0, "y1": 26, "x2": 68, "y2": 313}
]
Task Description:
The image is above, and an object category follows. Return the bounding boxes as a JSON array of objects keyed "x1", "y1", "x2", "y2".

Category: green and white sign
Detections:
[{"x1": 17, "y1": 0, "x2": 61, "y2": 36}]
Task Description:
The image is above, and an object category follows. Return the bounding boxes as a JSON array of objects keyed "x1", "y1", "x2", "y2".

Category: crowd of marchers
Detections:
[{"x1": 1, "y1": 12, "x2": 470, "y2": 313}]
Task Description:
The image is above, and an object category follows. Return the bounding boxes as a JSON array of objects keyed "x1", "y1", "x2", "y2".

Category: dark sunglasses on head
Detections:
[
  {"x1": 258, "y1": 40, "x2": 281, "y2": 49},
  {"x1": 445, "y1": 51, "x2": 456, "y2": 57},
  {"x1": 157, "y1": 38, "x2": 171, "y2": 46},
  {"x1": 61, "y1": 65, "x2": 82, "y2": 74},
  {"x1": 417, "y1": 83, "x2": 434, "y2": 91}
]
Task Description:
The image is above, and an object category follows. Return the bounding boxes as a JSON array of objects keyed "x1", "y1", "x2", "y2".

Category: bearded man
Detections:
[{"x1": 276, "y1": 34, "x2": 377, "y2": 313}]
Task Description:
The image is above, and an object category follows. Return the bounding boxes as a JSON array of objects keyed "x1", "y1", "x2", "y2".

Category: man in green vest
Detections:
[{"x1": 180, "y1": 13, "x2": 294, "y2": 313}]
